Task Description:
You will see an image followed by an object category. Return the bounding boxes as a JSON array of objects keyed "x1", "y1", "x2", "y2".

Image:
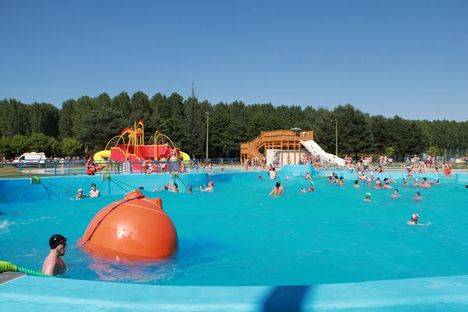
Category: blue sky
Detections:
[{"x1": 0, "y1": 0, "x2": 467, "y2": 120}]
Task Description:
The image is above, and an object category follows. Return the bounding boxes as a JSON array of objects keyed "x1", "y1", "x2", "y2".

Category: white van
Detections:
[{"x1": 12, "y1": 152, "x2": 47, "y2": 167}]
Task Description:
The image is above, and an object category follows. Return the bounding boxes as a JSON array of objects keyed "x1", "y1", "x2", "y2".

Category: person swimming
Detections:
[
  {"x1": 89, "y1": 183, "x2": 100, "y2": 198},
  {"x1": 374, "y1": 178, "x2": 382, "y2": 189},
  {"x1": 413, "y1": 177, "x2": 419, "y2": 186},
  {"x1": 269, "y1": 182, "x2": 284, "y2": 196},
  {"x1": 419, "y1": 177, "x2": 431, "y2": 188},
  {"x1": 75, "y1": 188, "x2": 86, "y2": 200},
  {"x1": 300, "y1": 187, "x2": 307, "y2": 193},
  {"x1": 413, "y1": 191, "x2": 422, "y2": 202},
  {"x1": 305, "y1": 172, "x2": 311, "y2": 181},
  {"x1": 201, "y1": 180, "x2": 215, "y2": 192},
  {"x1": 364, "y1": 192, "x2": 372, "y2": 202},
  {"x1": 42, "y1": 234, "x2": 67, "y2": 276},
  {"x1": 407, "y1": 213, "x2": 431, "y2": 226},
  {"x1": 308, "y1": 185, "x2": 315, "y2": 192},
  {"x1": 392, "y1": 189, "x2": 400, "y2": 198},
  {"x1": 402, "y1": 177, "x2": 408, "y2": 186},
  {"x1": 354, "y1": 180, "x2": 360, "y2": 188},
  {"x1": 338, "y1": 176, "x2": 345, "y2": 186}
]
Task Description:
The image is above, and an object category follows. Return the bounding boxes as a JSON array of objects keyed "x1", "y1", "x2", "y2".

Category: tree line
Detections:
[{"x1": 0, "y1": 92, "x2": 467, "y2": 160}]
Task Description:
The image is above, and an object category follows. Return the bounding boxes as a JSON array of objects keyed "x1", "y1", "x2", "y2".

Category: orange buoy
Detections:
[{"x1": 78, "y1": 190, "x2": 178, "y2": 261}]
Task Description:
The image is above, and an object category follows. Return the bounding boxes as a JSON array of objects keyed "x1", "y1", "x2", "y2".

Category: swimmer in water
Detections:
[
  {"x1": 413, "y1": 178, "x2": 419, "y2": 186},
  {"x1": 402, "y1": 177, "x2": 408, "y2": 186},
  {"x1": 88, "y1": 183, "x2": 100, "y2": 198},
  {"x1": 364, "y1": 192, "x2": 372, "y2": 202},
  {"x1": 419, "y1": 177, "x2": 431, "y2": 188},
  {"x1": 392, "y1": 189, "x2": 400, "y2": 198},
  {"x1": 406, "y1": 213, "x2": 431, "y2": 226},
  {"x1": 354, "y1": 180, "x2": 360, "y2": 188},
  {"x1": 374, "y1": 178, "x2": 382, "y2": 190},
  {"x1": 201, "y1": 180, "x2": 215, "y2": 192},
  {"x1": 42, "y1": 234, "x2": 67, "y2": 276},
  {"x1": 269, "y1": 182, "x2": 284, "y2": 196},
  {"x1": 382, "y1": 178, "x2": 392, "y2": 189},
  {"x1": 338, "y1": 176, "x2": 345, "y2": 186},
  {"x1": 413, "y1": 191, "x2": 422, "y2": 202},
  {"x1": 305, "y1": 172, "x2": 311, "y2": 181},
  {"x1": 75, "y1": 188, "x2": 86, "y2": 200},
  {"x1": 187, "y1": 186, "x2": 193, "y2": 194},
  {"x1": 308, "y1": 185, "x2": 315, "y2": 192},
  {"x1": 300, "y1": 187, "x2": 307, "y2": 193}
]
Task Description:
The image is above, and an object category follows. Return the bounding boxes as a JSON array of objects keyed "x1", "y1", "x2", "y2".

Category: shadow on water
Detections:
[{"x1": 262, "y1": 285, "x2": 312, "y2": 312}]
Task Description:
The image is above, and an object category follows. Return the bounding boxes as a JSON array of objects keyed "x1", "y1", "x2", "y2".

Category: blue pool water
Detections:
[{"x1": 0, "y1": 168, "x2": 467, "y2": 286}]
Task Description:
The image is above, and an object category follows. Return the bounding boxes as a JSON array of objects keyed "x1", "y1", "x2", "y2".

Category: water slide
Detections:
[{"x1": 300, "y1": 140, "x2": 346, "y2": 167}]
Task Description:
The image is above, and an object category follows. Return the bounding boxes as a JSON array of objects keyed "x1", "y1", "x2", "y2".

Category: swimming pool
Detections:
[{"x1": 1, "y1": 167, "x2": 467, "y2": 287}]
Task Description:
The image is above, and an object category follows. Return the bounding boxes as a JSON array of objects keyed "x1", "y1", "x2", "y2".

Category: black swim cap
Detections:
[
  {"x1": 275, "y1": 182, "x2": 281, "y2": 187},
  {"x1": 49, "y1": 234, "x2": 67, "y2": 249}
]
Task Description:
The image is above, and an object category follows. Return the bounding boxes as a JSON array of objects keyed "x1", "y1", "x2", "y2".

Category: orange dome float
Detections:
[{"x1": 78, "y1": 190, "x2": 178, "y2": 261}]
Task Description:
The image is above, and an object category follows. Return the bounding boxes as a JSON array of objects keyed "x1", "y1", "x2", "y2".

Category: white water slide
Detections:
[{"x1": 300, "y1": 140, "x2": 346, "y2": 167}]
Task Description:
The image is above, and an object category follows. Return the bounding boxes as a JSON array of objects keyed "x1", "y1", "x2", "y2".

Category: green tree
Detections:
[{"x1": 61, "y1": 138, "x2": 83, "y2": 156}]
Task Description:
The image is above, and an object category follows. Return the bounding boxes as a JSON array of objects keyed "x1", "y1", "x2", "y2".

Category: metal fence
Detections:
[{"x1": 0, "y1": 158, "x2": 242, "y2": 178}]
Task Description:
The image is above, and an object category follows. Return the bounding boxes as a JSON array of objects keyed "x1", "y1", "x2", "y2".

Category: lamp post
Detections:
[
  {"x1": 334, "y1": 119, "x2": 338, "y2": 156},
  {"x1": 205, "y1": 112, "x2": 210, "y2": 161}
]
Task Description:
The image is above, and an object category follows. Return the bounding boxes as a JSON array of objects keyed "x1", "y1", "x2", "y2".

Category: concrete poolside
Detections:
[{"x1": 1, "y1": 273, "x2": 467, "y2": 311}]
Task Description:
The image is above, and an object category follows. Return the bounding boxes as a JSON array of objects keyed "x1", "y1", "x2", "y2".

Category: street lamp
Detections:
[
  {"x1": 205, "y1": 112, "x2": 210, "y2": 161},
  {"x1": 334, "y1": 119, "x2": 338, "y2": 156}
]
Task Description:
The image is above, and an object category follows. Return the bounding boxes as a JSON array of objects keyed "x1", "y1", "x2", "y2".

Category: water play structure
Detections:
[
  {"x1": 240, "y1": 129, "x2": 345, "y2": 167},
  {"x1": 92, "y1": 121, "x2": 190, "y2": 173},
  {"x1": 78, "y1": 190, "x2": 178, "y2": 261}
]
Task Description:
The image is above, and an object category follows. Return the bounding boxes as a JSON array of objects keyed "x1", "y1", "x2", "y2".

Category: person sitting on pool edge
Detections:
[
  {"x1": 42, "y1": 234, "x2": 67, "y2": 276},
  {"x1": 75, "y1": 188, "x2": 86, "y2": 200},
  {"x1": 89, "y1": 183, "x2": 100, "y2": 198},
  {"x1": 269, "y1": 182, "x2": 284, "y2": 196}
]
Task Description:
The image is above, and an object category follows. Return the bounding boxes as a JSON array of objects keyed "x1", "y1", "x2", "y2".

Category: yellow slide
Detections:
[
  {"x1": 93, "y1": 150, "x2": 111, "y2": 164},
  {"x1": 180, "y1": 151, "x2": 190, "y2": 163}
]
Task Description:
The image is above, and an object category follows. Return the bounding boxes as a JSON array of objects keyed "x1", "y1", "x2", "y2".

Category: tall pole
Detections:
[
  {"x1": 205, "y1": 112, "x2": 210, "y2": 161},
  {"x1": 335, "y1": 119, "x2": 338, "y2": 156}
]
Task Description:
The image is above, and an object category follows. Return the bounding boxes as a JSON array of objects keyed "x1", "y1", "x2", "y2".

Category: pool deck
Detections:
[{"x1": 1, "y1": 274, "x2": 467, "y2": 311}]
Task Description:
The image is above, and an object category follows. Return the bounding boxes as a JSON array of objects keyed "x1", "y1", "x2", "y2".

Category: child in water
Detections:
[
  {"x1": 392, "y1": 189, "x2": 400, "y2": 198},
  {"x1": 407, "y1": 213, "x2": 431, "y2": 226},
  {"x1": 413, "y1": 191, "x2": 422, "y2": 202},
  {"x1": 269, "y1": 182, "x2": 284, "y2": 196},
  {"x1": 364, "y1": 192, "x2": 372, "y2": 202},
  {"x1": 354, "y1": 180, "x2": 360, "y2": 188}
]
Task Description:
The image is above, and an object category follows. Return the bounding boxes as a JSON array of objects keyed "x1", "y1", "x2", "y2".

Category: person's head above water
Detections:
[
  {"x1": 173, "y1": 183, "x2": 178, "y2": 189},
  {"x1": 411, "y1": 213, "x2": 419, "y2": 223},
  {"x1": 91, "y1": 183, "x2": 97, "y2": 189},
  {"x1": 77, "y1": 188, "x2": 83, "y2": 194},
  {"x1": 354, "y1": 180, "x2": 359, "y2": 184},
  {"x1": 275, "y1": 182, "x2": 281, "y2": 188},
  {"x1": 49, "y1": 234, "x2": 67, "y2": 255}
]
